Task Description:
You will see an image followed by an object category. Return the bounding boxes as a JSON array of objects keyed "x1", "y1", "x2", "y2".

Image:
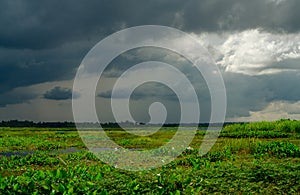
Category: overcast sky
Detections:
[{"x1": 0, "y1": 0, "x2": 300, "y2": 122}]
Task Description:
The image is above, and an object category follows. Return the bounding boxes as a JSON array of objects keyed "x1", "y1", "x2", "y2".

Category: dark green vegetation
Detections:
[{"x1": 1, "y1": 119, "x2": 300, "y2": 194}]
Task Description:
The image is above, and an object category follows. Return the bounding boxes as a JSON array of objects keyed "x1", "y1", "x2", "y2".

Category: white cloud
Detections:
[{"x1": 195, "y1": 29, "x2": 300, "y2": 75}]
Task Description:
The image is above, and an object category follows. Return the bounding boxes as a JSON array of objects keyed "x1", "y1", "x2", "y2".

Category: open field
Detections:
[{"x1": 1, "y1": 120, "x2": 300, "y2": 194}]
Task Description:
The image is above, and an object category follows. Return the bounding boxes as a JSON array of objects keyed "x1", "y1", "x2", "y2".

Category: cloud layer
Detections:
[
  {"x1": 0, "y1": 0, "x2": 299, "y2": 121},
  {"x1": 43, "y1": 86, "x2": 76, "y2": 100}
]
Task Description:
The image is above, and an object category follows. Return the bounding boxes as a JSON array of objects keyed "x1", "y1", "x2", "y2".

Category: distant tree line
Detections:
[
  {"x1": 0, "y1": 120, "x2": 246, "y2": 128},
  {"x1": 0, "y1": 120, "x2": 76, "y2": 128}
]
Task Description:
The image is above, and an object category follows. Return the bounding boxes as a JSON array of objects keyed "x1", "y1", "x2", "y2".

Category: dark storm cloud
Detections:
[
  {"x1": 182, "y1": 0, "x2": 300, "y2": 32},
  {"x1": 224, "y1": 72, "x2": 269, "y2": 118},
  {"x1": 1, "y1": 0, "x2": 299, "y2": 50},
  {"x1": 0, "y1": 89, "x2": 37, "y2": 107},
  {"x1": 102, "y1": 47, "x2": 193, "y2": 78},
  {"x1": 262, "y1": 71, "x2": 300, "y2": 102},
  {"x1": 0, "y1": 45, "x2": 85, "y2": 94},
  {"x1": 224, "y1": 71, "x2": 300, "y2": 118},
  {"x1": 0, "y1": 0, "x2": 299, "y2": 92},
  {"x1": 98, "y1": 82, "x2": 179, "y2": 101},
  {"x1": 43, "y1": 86, "x2": 77, "y2": 100},
  {"x1": 0, "y1": 0, "x2": 183, "y2": 50},
  {"x1": 99, "y1": 70, "x2": 299, "y2": 119},
  {"x1": 0, "y1": 0, "x2": 194, "y2": 114}
]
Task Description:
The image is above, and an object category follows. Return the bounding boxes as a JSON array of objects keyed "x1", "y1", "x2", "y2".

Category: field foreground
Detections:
[{"x1": 0, "y1": 120, "x2": 300, "y2": 194}]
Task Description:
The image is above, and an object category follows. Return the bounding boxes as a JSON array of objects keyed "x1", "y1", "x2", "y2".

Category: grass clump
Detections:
[{"x1": 251, "y1": 141, "x2": 300, "y2": 158}]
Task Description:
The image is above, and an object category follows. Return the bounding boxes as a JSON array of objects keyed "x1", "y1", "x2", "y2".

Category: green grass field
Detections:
[{"x1": 1, "y1": 120, "x2": 300, "y2": 194}]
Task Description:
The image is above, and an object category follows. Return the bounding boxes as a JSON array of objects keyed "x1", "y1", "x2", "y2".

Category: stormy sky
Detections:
[{"x1": 0, "y1": 0, "x2": 300, "y2": 122}]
